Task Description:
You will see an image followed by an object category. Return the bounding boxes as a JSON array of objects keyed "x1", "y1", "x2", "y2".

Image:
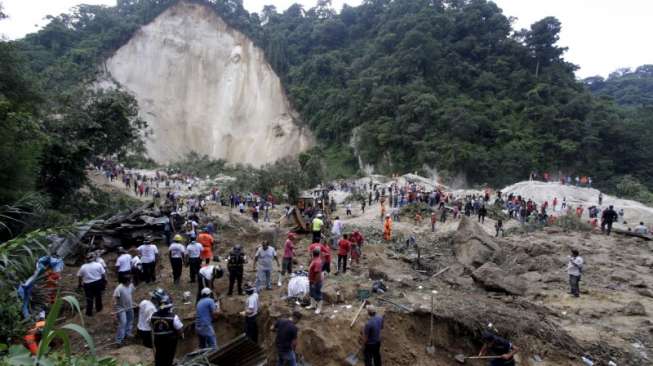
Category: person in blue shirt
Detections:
[
  {"x1": 361, "y1": 305, "x2": 384, "y2": 366},
  {"x1": 195, "y1": 288, "x2": 220, "y2": 349},
  {"x1": 273, "y1": 310, "x2": 302, "y2": 366}
]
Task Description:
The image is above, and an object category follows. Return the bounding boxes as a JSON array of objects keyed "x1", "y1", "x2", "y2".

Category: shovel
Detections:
[
  {"x1": 426, "y1": 293, "x2": 435, "y2": 354},
  {"x1": 345, "y1": 352, "x2": 359, "y2": 365},
  {"x1": 454, "y1": 354, "x2": 503, "y2": 364}
]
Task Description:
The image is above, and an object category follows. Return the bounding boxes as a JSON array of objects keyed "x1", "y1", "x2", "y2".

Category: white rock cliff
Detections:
[{"x1": 103, "y1": 1, "x2": 313, "y2": 165}]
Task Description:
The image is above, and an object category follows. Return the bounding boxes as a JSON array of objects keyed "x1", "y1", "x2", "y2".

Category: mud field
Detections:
[{"x1": 60, "y1": 180, "x2": 653, "y2": 366}]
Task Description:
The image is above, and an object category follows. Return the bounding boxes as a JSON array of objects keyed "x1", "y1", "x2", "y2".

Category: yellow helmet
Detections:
[{"x1": 173, "y1": 234, "x2": 184, "y2": 242}]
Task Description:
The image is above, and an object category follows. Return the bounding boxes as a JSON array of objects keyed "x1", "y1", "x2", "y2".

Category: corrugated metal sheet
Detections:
[{"x1": 178, "y1": 334, "x2": 266, "y2": 366}]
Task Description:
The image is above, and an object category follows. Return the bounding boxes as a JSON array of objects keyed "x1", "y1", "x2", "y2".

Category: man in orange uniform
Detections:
[
  {"x1": 383, "y1": 214, "x2": 393, "y2": 241},
  {"x1": 197, "y1": 228, "x2": 215, "y2": 265},
  {"x1": 24, "y1": 313, "x2": 46, "y2": 355}
]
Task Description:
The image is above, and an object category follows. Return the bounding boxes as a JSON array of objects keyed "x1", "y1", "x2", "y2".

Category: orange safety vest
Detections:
[
  {"x1": 24, "y1": 320, "x2": 46, "y2": 355},
  {"x1": 197, "y1": 233, "x2": 214, "y2": 259}
]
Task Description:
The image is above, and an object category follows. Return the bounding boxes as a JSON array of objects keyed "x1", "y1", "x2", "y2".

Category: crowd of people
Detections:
[{"x1": 66, "y1": 167, "x2": 609, "y2": 365}]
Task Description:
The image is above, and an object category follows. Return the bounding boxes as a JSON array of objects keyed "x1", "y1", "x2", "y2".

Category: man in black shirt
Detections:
[
  {"x1": 601, "y1": 205, "x2": 618, "y2": 235},
  {"x1": 274, "y1": 311, "x2": 302, "y2": 366},
  {"x1": 227, "y1": 245, "x2": 246, "y2": 296},
  {"x1": 478, "y1": 331, "x2": 519, "y2": 366}
]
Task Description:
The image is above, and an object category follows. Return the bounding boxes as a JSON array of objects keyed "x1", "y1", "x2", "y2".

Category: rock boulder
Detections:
[
  {"x1": 471, "y1": 262, "x2": 527, "y2": 296},
  {"x1": 453, "y1": 216, "x2": 502, "y2": 268}
]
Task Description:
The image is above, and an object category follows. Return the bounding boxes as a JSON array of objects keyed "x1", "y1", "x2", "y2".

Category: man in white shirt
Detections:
[
  {"x1": 131, "y1": 255, "x2": 142, "y2": 286},
  {"x1": 186, "y1": 241, "x2": 203, "y2": 283},
  {"x1": 138, "y1": 240, "x2": 159, "y2": 283},
  {"x1": 115, "y1": 247, "x2": 132, "y2": 284},
  {"x1": 168, "y1": 236, "x2": 186, "y2": 285},
  {"x1": 634, "y1": 222, "x2": 649, "y2": 235},
  {"x1": 95, "y1": 253, "x2": 107, "y2": 270},
  {"x1": 331, "y1": 216, "x2": 344, "y2": 249},
  {"x1": 197, "y1": 264, "x2": 223, "y2": 301},
  {"x1": 137, "y1": 296, "x2": 157, "y2": 348},
  {"x1": 242, "y1": 284, "x2": 259, "y2": 343},
  {"x1": 77, "y1": 254, "x2": 106, "y2": 316},
  {"x1": 567, "y1": 249, "x2": 584, "y2": 297}
]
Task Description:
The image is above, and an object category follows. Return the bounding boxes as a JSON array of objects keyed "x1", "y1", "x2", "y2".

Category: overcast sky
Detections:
[{"x1": 1, "y1": 0, "x2": 651, "y2": 78}]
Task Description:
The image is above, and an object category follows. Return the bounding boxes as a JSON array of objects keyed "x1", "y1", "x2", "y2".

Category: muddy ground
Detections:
[{"x1": 58, "y1": 175, "x2": 653, "y2": 366}]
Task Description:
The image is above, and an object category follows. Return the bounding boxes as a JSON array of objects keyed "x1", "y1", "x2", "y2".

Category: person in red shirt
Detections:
[
  {"x1": 281, "y1": 233, "x2": 296, "y2": 280},
  {"x1": 337, "y1": 234, "x2": 351, "y2": 274},
  {"x1": 319, "y1": 240, "x2": 332, "y2": 274},
  {"x1": 308, "y1": 248, "x2": 323, "y2": 314}
]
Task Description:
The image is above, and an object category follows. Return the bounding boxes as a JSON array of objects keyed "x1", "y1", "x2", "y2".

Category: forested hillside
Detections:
[
  {"x1": 583, "y1": 65, "x2": 653, "y2": 108},
  {"x1": 4, "y1": 0, "x2": 653, "y2": 208},
  {"x1": 259, "y1": 0, "x2": 653, "y2": 188}
]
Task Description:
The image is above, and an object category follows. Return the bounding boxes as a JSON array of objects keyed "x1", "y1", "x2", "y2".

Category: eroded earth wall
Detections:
[{"x1": 105, "y1": 1, "x2": 313, "y2": 165}]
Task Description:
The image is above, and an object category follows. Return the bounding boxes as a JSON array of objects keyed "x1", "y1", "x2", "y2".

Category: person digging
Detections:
[{"x1": 460, "y1": 331, "x2": 518, "y2": 365}]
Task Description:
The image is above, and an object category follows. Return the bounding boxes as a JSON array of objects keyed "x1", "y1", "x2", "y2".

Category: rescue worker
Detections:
[
  {"x1": 196, "y1": 288, "x2": 220, "y2": 349},
  {"x1": 23, "y1": 312, "x2": 46, "y2": 355},
  {"x1": 197, "y1": 263, "x2": 223, "y2": 301},
  {"x1": 383, "y1": 214, "x2": 392, "y2": 241},
  {"x1": 137, "y1": 291, "x2": 159, "y2": 348},
  {"x1": 138, "y1": 239, "x2": 159, "y2": 283},
  {"x1": 307, "y1": 248, "x2": 324, "y2": 314},
  {"x1": 197, "y1": 228, "x2": 215, "y2": 265},
  {"x1": 77, "y1": 253, "x2": 106, "y2": 316},
  {"x1": 242, "y1": 283, "x2": 259, "y2": 343},
  {"x1": 168, "y1": 235, "x2": 186, "y2": 284},
  {"x1": 478, "y1": 330, "x2": 519, "y2": 366},
  {"x1": 280, "y1": 233, "x2": 296, "y2": 285},
  {"x1": 186, "y1": 240, "x2": 203, "y2": 283},
  {"x1": 601, "y1": 205, "x2": 618, "y2": 235},
  {"x1": 311, "y1": 214, "x2": 324, "y2": 243},
  {"x1": 362, "y1": 305, "x2": 384, "y2": 366},
  {"x1": 226, "y1": 244, "x2": 246, "y2": 296},
  {"x1": 253, "y1": 240, "x2": 280, "y2": 291},
  {"x1": 150, "y1": 294, "x2": 183, "y2": 366},
  {"x1": 274, "y1": 310, "x2": 302, "y2": 366},
  {"x1": 115, "y1": 247, "x2": 132, "y2": 284}
]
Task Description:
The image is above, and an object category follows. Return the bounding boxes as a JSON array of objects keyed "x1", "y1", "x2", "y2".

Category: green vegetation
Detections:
[
  {"x1": 164, "y1": 152, "x2": 322, "y2": 200},
  {"x1": 583, "y1": 65, "x2": 653, "y2": 108},
  {"x1": 262, "y1": 0, "x2": 653, "y2": 189},
  {"x1": 0, "y1": 2, "x2": 146, "y2": 240},
  {"x1": 8, "y1": 0, "x2": 653, "y2": 194},
  {"x1": 1, "y1": 294, "x2": 115, "y2": 366},
  {"x1": 612, "y1": 175, "x2": 653, "y2": 205}
]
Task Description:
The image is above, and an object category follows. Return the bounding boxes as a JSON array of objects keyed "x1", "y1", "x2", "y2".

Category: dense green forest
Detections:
[
  {"x1": 0, "y1": 2, "x2": 147, "y2": 240},
  {"x1": 2, "y1": 0, "x2": 653, "y2": 233},
  {"x1": 583, "y1": 65, "x2": 653, "y2": 108}
]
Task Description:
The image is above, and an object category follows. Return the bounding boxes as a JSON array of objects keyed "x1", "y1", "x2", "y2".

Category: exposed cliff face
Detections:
[{"x1": 104, "y1": 1, "x2": 313, "y2": 165}]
